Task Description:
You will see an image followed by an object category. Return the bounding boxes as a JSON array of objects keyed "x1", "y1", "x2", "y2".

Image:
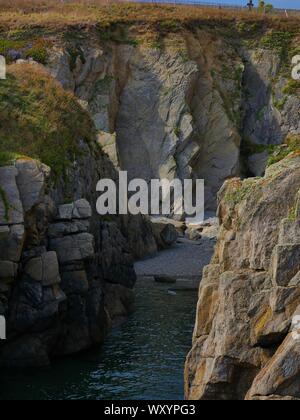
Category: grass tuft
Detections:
[{"x1": 0, "y1": 63, "x2": 95, "y2": 180}]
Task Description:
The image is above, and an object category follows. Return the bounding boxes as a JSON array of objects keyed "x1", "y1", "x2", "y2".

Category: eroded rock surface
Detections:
[
  {"x1": 47, "y1": 29, "x2": 300, "y2": 210},
  {"x1": 185, "y1": 155, "x2": 300, "y2": 400}
]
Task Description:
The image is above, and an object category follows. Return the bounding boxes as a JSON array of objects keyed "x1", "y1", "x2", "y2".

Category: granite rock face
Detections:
[{"x1": 185, "y1": 156, "x2": 300, "y2": 400}]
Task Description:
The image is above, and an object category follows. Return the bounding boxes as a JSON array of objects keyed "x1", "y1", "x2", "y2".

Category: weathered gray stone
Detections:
[
  {"x1": 278, "y1": 219, "x2": 300, "y2": 245},
  {"x1": 24, "y1": 252, "x2": 60, "y2": 286},
  {"x1": 248, "y1": 151, "x2": 269, "y2": 177},
  {"x1": 99, "y1": 222, "x2": 136, "y2": 288},
  {"x1": 73, "y1": 199, "x2": 92, "y2": 219},
  {"x1": 16, "y1": 159, "x2": 50, "y2": 212},
  {"x1": 50, "y1": 233, "x2": 95, "y2": 263},
  {"x1": 56, "y1": 199, "x2": 91, "y2": 221},
  {"x1": 271, "y1": 244, "x2": 300, "y2": 287},
  {"x1": 56, "y1": 203, "x2": 74, "y2": 220},
  {"x1": 0, "y1": 166, "x2": 23, "y2": 225},
  {"x1": 152, "y1": 222, "x2": 178, "y2": 249},
  {"x1": 48, "y1": 220, "x2": 89, "y2": 238},
  {"x1": 0, "y1": 224, "x2": 25, "y2": 262}
]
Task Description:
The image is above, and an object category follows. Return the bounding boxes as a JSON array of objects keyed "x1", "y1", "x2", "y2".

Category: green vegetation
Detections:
[
  {"x1": 225, "y1": 178, "x2": 259, "y2": 206},
  {"x1": 267, "y1": 135, "x2": 300, "y2": 166},
  {"x1": 256, "y1": 107, "x2": 266, "y2": 122},
  {"x1": 0, "y1": 2, "x2": 298, "y2": 34},
  {"x1": 260, "y1": 30, "x2": 293, "y2": 52},
  {"x1": 283, "y1": 79, "x2": 300, "y2": 95},
  {"x1": 0, "y1": 64, "x2": 95, "y2": 180},
  {"x1": 242, "y1": 136, "x2": 300, "y2": 173},
  {"x1": 67, "y1": 45, "x2": 86, "y2": 71},
  {"x1": 173, "y1": 126, "x2": 181, "y2": 137},
  {"x1": 0, "y1": 39, "x2": 26, "y2": 56},
  {"x1": 178, "y1": 50, "x2": 189, "y2": 63},
  {"x1": 273, "y1": 94, "x2": 288, "y2": 110},
  {"x1": 150, "y1": 39, "x2": 163, "y2": 50},
  {"x1": 25, "y1": 45, "x2": 48, "y2": 64},
  {"x1": 288, "y1": 205, "x2": 297, "y2": 221},
  {"x1": 0, "y1": 37, "x2": 50, "y2": 64},
  {"x1": 0, "y1": 151, "x2": 21, "y2": 167},
  {"x1": 258, "y1": 1, "x2": 274, "y2": 14}
]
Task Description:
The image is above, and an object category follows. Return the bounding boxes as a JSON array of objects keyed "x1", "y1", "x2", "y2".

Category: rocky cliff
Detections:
[
  {"x1": 0, "y1": 5, "x2": 299, "y2": 371},
  {"x1": 185, "y1": 153, "x2": 300, "y2": 400},
  {"x1": 45, "y1": 24, "x2": 300, "y2": 210},
  {"x1": 0, "y1": 64, "x2": 157, "y2": 367}
]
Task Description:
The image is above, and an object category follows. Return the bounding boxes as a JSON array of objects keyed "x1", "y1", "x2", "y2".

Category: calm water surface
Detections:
[{"x1": 0, "y1": 280, "x2": 198, "y2": 400}]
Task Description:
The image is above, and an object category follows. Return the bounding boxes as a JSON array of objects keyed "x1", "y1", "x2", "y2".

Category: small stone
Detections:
[
  {"x1": 56, "y1": 203, "x2": 74, "y2": 220},
  {"x1": 73, "y1": 199, "x2": 92, "y2": 219}
]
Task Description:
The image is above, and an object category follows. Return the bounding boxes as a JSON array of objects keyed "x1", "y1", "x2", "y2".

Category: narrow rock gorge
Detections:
[{"x1": 0, "y1": 4, "x2": 299, "y2": 400}]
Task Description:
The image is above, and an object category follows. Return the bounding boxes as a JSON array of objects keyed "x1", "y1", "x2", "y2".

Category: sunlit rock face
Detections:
[{"x1": 185, "y1": 156, "x2": 300, "y2": 400}]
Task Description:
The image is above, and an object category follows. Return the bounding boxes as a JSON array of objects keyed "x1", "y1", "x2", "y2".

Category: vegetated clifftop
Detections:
[
  {"x1": 185, "y1": 153, "x2": 300, "y2": 400},
  {"x1": 0, "y1": 4, "x2": 299, "y2": 368}
]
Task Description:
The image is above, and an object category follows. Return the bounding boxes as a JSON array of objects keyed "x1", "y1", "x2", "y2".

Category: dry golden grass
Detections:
[{"x1": 0, "y1": 2, "x2": 298, "y2": 32}]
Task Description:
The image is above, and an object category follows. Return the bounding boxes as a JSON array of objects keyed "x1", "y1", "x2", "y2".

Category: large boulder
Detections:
[{"x1": 151, "y1": 220, "x2": 179, "y2": 250}]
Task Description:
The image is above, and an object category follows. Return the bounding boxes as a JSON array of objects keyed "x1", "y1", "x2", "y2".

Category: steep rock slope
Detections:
[{"x1": 185, "y1": 154, "x2": 300, "y2": 400}]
